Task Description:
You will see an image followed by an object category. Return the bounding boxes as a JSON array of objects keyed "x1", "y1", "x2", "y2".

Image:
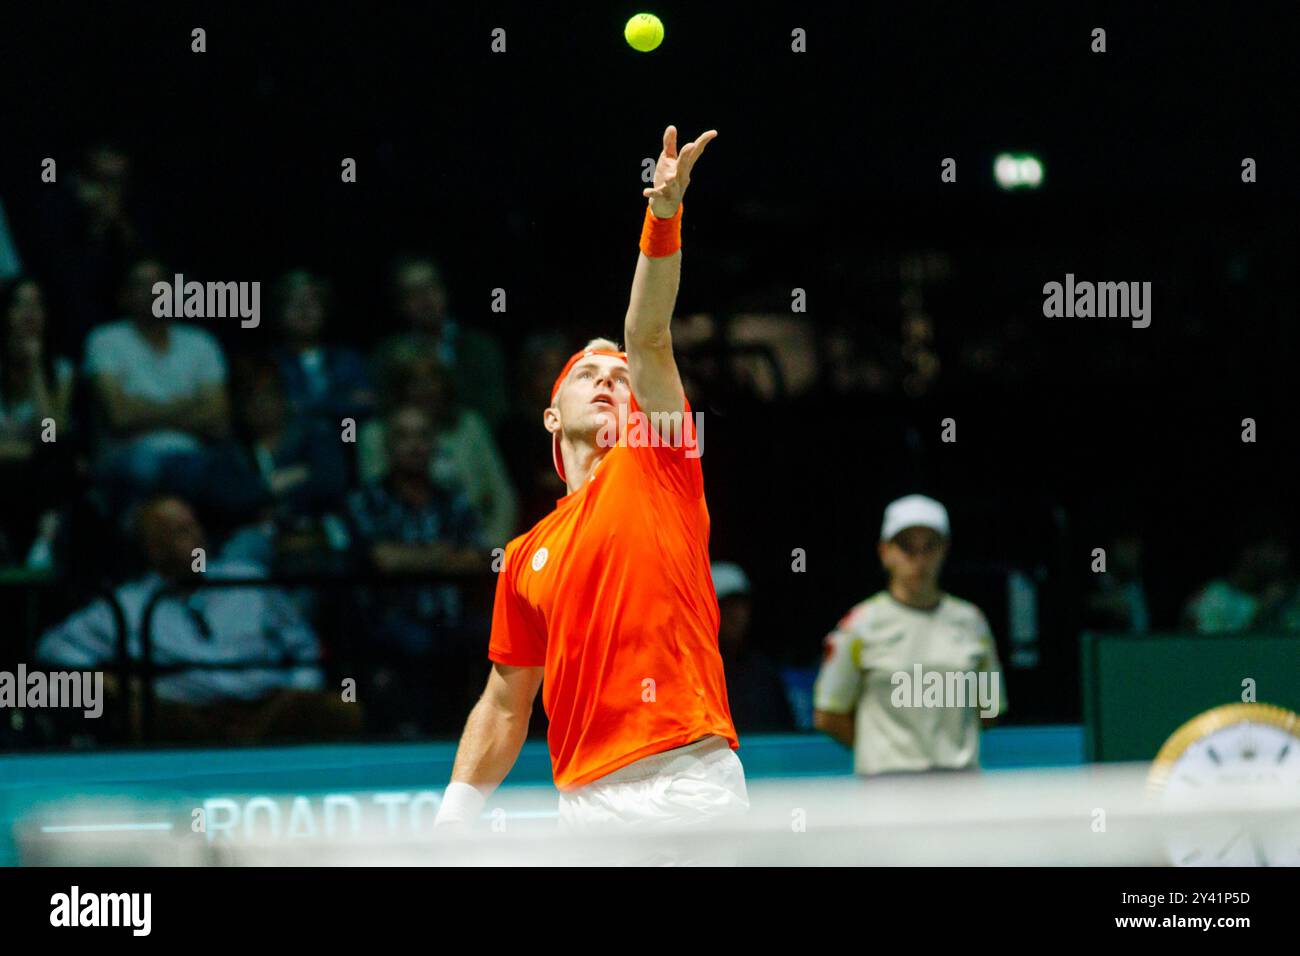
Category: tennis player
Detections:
[
  {"x1": 813, "y1": 494, "x2": 1007, "y2": 776},
  {"x1": 434, "y1": 126, "x2": 748, "y2": 836}
]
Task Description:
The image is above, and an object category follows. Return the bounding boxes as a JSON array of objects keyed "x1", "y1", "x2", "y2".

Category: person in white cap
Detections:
[{"x1": 812, "y1": 494, "x2": 1006, "y2": 776}]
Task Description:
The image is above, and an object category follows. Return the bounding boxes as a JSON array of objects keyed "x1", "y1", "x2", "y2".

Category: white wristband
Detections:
[{"x1": 435, "y1": 781, "x2": 487, "y2": 827}]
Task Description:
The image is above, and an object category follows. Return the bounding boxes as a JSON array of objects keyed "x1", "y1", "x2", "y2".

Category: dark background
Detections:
[{"x1": 2, "y1": 1, "x2": 1299, "y2": 725}]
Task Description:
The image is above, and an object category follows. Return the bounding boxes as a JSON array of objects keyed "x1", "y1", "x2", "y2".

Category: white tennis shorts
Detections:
[{"x1": 556, "y1": 736, "x2": 749, "y2": 863}]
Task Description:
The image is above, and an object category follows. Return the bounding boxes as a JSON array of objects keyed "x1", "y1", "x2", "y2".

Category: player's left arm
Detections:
[{"x1": 623, "y1": 124, "x2": 717, "y2": 420}]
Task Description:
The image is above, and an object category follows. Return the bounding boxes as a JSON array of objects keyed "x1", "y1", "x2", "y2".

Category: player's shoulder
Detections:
[
  {"x1": 502, "y1": 512, "x2": 561, "y2": 575},
  {"x1": 835, "y1": 592, "x2": 891, "y2": 634},
  {"x1": 822, "y1": 595, "x2": 885, "y2": 667},
  {"x1": 501, "y1": 529, "x2": 534, "y2": 566},
  {"x1": 939, "y1": 593, "x2": 991, "y2": 630},
  {"x1": 621, "y1": 394, "x2": 705, "y2": 491}
]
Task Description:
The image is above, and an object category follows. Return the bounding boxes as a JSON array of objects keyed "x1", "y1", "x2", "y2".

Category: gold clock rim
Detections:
[{"x1": 1146, "y1": 702, "x2": 1300, "y2": 794}]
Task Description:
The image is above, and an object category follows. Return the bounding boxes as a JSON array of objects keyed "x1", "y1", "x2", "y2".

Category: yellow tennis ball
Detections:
[{"x1": 624, "y1": 13, "x2": 664, "y2": 53}]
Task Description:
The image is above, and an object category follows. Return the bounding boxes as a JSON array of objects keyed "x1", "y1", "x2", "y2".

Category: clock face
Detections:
[{"x1": 1150, "y1": 705, "x2": 1300, "y2": 867}]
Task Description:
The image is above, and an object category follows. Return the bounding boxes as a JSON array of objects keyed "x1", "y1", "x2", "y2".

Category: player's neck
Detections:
[
  {"x1": 562, "y1": 439, "x2": 610, "y2": 494},
  {"x1": 888, "y1": 581, "x2": 943, "y2": 611}
]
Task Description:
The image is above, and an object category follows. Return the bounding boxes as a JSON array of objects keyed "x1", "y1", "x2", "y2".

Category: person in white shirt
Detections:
[
  {"x1": 83, "y1": 258, "x2": 230, "y2": 490},
  {"x1": 36, "y1": 495, "x2": 358, "y2": 743},
  {"x1": 813, "y1": 494, "x2": 1007, "y2": 776}
]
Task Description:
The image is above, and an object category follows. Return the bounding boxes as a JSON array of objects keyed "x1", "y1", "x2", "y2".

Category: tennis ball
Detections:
[{"x1": 624, "y1": 13, "x2": 664, "y2": 53}]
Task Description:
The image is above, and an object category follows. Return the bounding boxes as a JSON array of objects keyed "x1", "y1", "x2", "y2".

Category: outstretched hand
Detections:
[{"x1": 643, "y1": 125, "x2": 717, "y2": 216}]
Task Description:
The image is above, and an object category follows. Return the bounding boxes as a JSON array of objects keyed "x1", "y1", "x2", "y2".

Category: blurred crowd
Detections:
[
  {"x1": 1, "y1": 143, "x2": 1295, "y2": 751},
  {"x1": 1083, "y1": 530, "x2": 1300, "y2": 637},
  {"x1": 0, "y1": 144, "x2": 813, "y2": 747}
]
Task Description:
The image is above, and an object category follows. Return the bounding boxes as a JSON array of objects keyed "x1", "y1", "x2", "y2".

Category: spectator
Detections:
[
  {"x1": 185, "y1": 357, "x2": 351, "y2": 570},
  {"x1": 358, "y1": 353, "x2": 517, "y2": 545},
  {"x1": 1083, "y1": 531, "x2": 1151, "y2": 634},
  {"x1": 1184, "y1": 535, "x2": 1300, "y2": 634},
  {"x1": 712, "y1": 562, "x2": 795, "y2": 733},
  {"x1": 83, "y1": 257, "x2": 230, "y2": 510},
  {"x1": 372, "y1": 256, "x2": 508, "y2": 428},
  {"x1": 347, "y1": 404, "x2": 487, "y2": 735},
  {"x1": 499, "y1": 332, "x2": 574, "y2": 525},
  {"x1": 36, "y1": 495, "x2": 360, "y2": 744},
  {"x1": 236, "y1": 358, "x2": 349, "y2": 517},
  {"x1": 0, "y1": 278, "x2": 74, "y2": 429},
  {"x1": 270, "y1": 269, "x2": 375, "y2": 426},
  {"x1": 11, "y1": 143, "x2": 156, "y2": 349},
  {"x1": 71, "y1": 145, "x2": 151, "y2": 317},
  {"x1": 0, "y1": 276, "x2": 77, "y2": 567}
]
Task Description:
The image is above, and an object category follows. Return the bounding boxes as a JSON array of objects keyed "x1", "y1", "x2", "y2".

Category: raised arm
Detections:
[{"x1": 623, "y1": 125, "x2": 717, "y2": 419}]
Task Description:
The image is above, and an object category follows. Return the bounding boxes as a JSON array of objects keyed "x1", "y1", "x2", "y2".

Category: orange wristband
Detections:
[{"x1": 639, "y1": 202, "x2": 683, "y2": 258}]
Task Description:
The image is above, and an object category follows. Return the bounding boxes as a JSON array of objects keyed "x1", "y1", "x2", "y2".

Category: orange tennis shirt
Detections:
[{"x1": 488, "y1": 393, "x2": 739, "y2": 790}]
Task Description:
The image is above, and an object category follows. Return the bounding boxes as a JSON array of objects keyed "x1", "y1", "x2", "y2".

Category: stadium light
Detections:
[{"x1": 994, "y1": 152, "x2": 1044, "y2": 190}]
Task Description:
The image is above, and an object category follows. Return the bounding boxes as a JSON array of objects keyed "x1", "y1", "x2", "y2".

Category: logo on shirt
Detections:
[{"x1": 531, "y1": 547, "x2": 549, "y2": 572}]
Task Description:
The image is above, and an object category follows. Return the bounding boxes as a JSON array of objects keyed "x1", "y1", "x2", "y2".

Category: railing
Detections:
[
  {"x1": 133, "y1": 570, "x2": 494, "y2": 742},
  {"x1": 0, "y1": 568, "x2": 494, "y2": 745},
  {"x1": 0, "y1": 573, "x2": 131, "y2": 741}
]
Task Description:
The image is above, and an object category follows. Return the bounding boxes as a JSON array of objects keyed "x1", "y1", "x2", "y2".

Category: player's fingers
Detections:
[
  {"x1": 663, "y1": 125, "x2": 678, "y2": 158},
  {"x1": 692, "y1": 129, "x2": 717, "y2": 158},
  {"x1": 676, "y1": 142, "x2": 696, "y2": 171},
  {"x1": 683, "y1": 131, "x2": 716, "y2": 172}
]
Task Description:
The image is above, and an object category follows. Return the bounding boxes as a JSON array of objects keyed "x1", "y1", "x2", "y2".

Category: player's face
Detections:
[
  {"x1": 880, "y1": 527, "x2": 948, "y2": 585},
  {"x1": 552, "y1": 356, "x2": 631, "y2": 440}
]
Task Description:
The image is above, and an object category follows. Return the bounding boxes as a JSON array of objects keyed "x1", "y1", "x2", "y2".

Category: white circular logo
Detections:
[{"x1": 531, "y1": 548, "x2": 549, "y2": 571}]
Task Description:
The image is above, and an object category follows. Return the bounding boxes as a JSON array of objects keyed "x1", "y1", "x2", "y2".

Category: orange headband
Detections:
[{"x1": 550, "y1": 347, "x2": 629, "y2": 403}]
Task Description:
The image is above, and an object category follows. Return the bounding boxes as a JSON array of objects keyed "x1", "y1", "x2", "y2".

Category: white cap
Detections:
[
  {"x1": 711, "y1": 562, "x2": 751, "y2": 600},
  {"x1": 880, "y1": 494, "x2": 950, "y2": 542}
]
